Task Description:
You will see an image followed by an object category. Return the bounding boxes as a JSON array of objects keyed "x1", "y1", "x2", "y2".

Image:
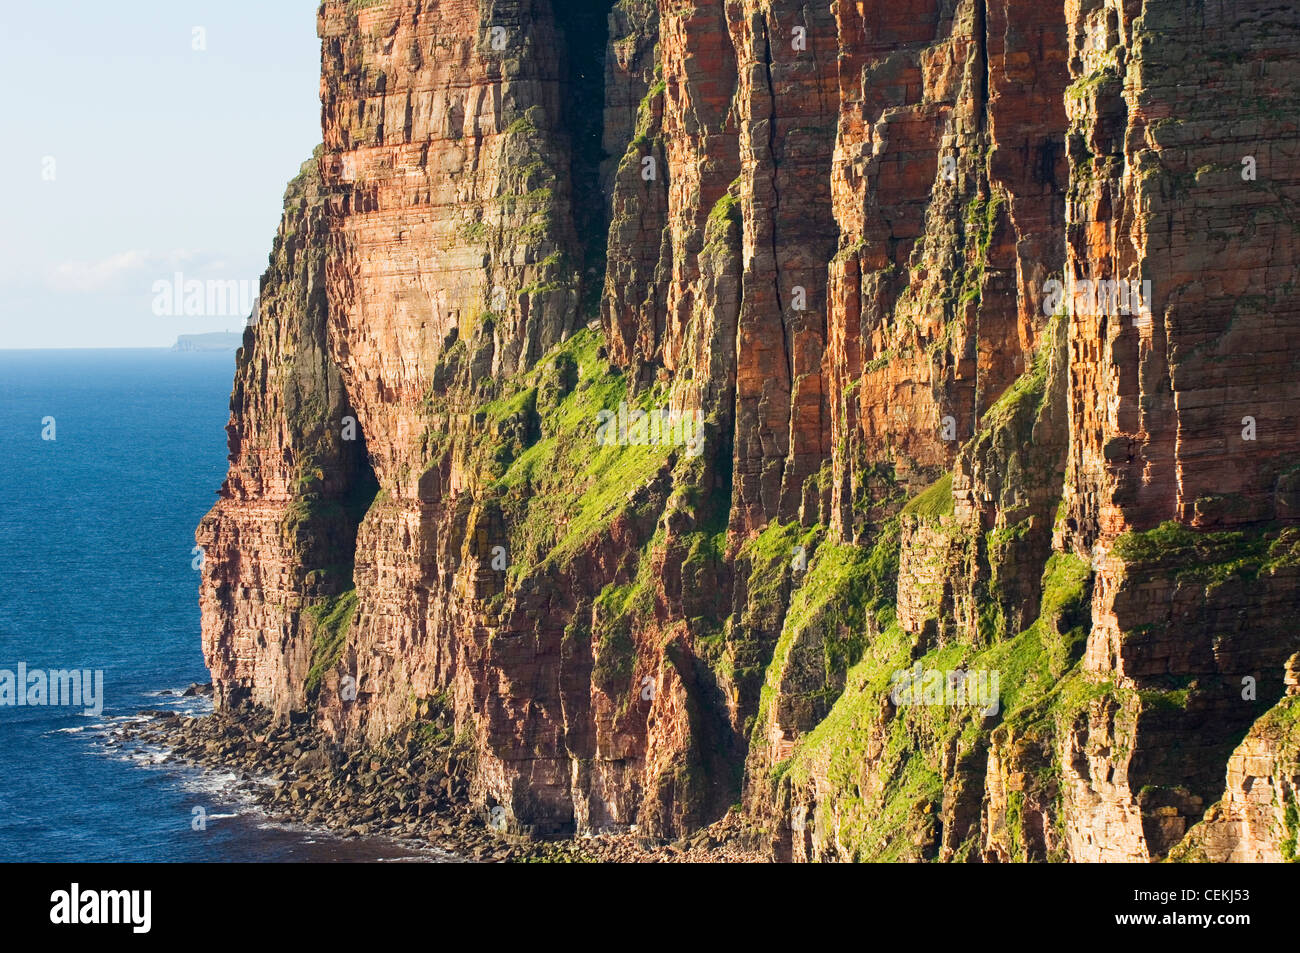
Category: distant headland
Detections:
[{"x1": 171, "y1": 332, "x2": 243, "y2": 353}]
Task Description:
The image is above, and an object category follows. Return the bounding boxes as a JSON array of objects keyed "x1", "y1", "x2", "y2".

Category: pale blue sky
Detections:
[{"x1": 0, "y1": 1, "x2": 322, "y2": 348}]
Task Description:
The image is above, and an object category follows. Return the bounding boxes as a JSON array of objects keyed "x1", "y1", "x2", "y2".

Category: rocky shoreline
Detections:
[{"x1": 118, "y1": 705, "x2": 768, "y2": 863}]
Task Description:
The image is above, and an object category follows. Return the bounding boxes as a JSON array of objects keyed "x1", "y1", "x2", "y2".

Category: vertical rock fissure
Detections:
[
  {"x1": 553, "y1": 0, "x2": 618, "y2": 317},
  {"x1": 974, "y1": 0, "x2": 989, "y2": 133},
  {"x1": 758, "y1": 14, "x2": 794, "y2": 390}
]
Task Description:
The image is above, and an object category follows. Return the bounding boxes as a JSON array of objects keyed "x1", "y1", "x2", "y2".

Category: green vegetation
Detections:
[
  {"x1": 863, "y1": 351, "x2": 892, "y2": 372},
  {"x1": 958, "y1": 191, "x2": 1006, "y2": 305},
  {"x1": 766, "y1": 520, "x2": 1099, "y2": 861},
  {"x1": 305, "y1": 589, "x2": 360, "y2": 700},
  {"x1": 591, "y1": 592, "x2": 638, "y2": 695},
  {"x1": 432, "y1": 328, "x2": 677, "y2": 584},
  {"x1": 460, "y1": 220, "x2": 489, "y2": 244},
  {"x1": 630, "y1": 78, "x2": 667, "y2": 146},
  {"x1": 901, "y1": 472, "x2": 954, "y2": 519},
  {"x1": 725, "y1": 522, "x2": 818, "y2": 708},
  {"x1": 755, "y1": 521, "x2": 901, "y2": 752},
  {"x1": 414, "y1": 323, "x2": 708, "y2": 728},
  {"x1": 476, "y1": 384, "x2": 538, "y2": 428},
  {"x1": 1113, "y1": 523, "x2": 1300, "y2": 583},
  {"x1": 707, "y1": 191, "x2": 741, "y2": 231},
  {"x1": 505, "y1": 115, "x2": 536, "y2": 136},
  {"x1": 981, "y1": 331, "x2": 1050, "y2": 430},
  {"x1": 1283, "y1": 798, "x2": 1298, "y2": 863},
  {"x1": 1138, "y1": 687, "x2": 1191, "y2": 711},
  {"x1": 588, "y1": 524, "x2": 673, "y2": 701},
  {"x1": 737, "y1": 521, "x2": 809, "y2": 617},
  {"x1": 1065, "y1": 63, "x2": 1121, "y2": 102},
  {"x1": 703, "y1": 187, "x2": 742, "y2": 252}
]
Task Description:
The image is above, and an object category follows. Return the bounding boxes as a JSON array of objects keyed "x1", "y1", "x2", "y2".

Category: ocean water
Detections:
[{"x1": 0, "y1": 349, "x2": 436, "y2": 862}]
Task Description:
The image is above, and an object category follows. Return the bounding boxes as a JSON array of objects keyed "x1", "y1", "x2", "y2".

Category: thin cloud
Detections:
[{"x1": 44, "y1": 249, "x2": 231, "y2": 294}]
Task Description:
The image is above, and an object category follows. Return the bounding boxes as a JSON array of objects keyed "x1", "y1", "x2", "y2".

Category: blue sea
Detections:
[{"x1": 0, "y1": 349, "x2": 435, "y2": 862}]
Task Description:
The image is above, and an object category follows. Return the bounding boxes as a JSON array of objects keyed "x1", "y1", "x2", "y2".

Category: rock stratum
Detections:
[{"x1": 197, "y1": 0, "x2": 1300, "y2": 861}]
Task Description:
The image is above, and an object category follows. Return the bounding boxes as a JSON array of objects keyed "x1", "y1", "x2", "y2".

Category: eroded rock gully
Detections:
[{"x1": 198, "y1": 0, "x2": 1300, "y2": 860}]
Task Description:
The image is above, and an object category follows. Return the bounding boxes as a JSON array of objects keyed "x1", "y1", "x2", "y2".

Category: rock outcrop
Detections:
[
  {"x1": 199, "y1": 153, "x2": 376, "y2": 717},
  {"x1": 198, "y1": 0, "x2": 1300, "y2": 859},
  {"x1": 1171, "y1": 655, "x2": 1300, "y2": 863}
]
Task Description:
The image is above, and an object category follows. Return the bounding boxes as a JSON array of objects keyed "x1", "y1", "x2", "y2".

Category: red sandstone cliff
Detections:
[{"x1": 199, "y1": 0, "x2": 1300, "y2": 859}]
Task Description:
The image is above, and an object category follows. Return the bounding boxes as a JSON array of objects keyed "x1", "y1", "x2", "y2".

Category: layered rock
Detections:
[
  {"x1": 1055, "y1": 0, "x2": 1300, "y2": 862},
  {"x1": 199, "y1": 0, "x2": 1300, "y2": 858},
  {"x1": 198, "y1": 153, "x2": 375, "y2": 715},
  {"x1": 1171, "y1": 656, "x2": 1300, "y2": 863},
  {"x1": 1060, "y1": 0, "x2": 1300, "y2": 549}
]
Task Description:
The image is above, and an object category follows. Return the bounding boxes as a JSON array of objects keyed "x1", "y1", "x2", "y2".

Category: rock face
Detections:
[
  {"x1": 199, "y1": 153, "x2": 376, "y2": 717},
  {"x1": 1171, "y1": 656, "x2": 1300, "y2": 863},
  {"x1": 199, "y1": 0, "x2": 1300, "y2": 858}
]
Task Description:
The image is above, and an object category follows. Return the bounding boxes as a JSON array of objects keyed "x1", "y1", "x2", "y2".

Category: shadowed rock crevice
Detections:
[{"x1": 553, "y1": 0, "x2": 618, "y2": 315}]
